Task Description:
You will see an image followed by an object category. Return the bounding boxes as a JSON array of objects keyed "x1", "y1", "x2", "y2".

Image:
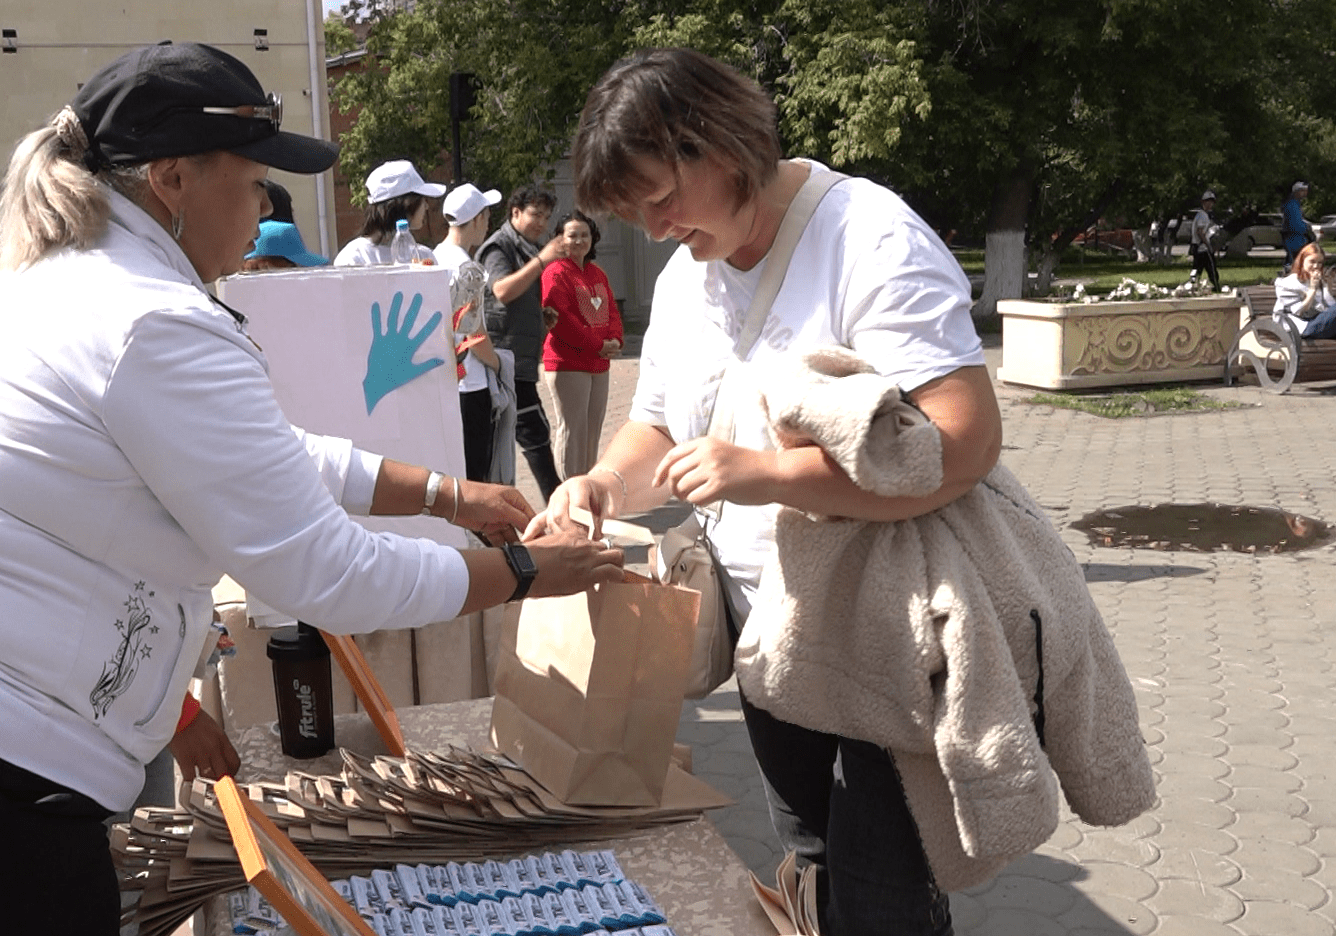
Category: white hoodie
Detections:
[{"x1": 0, "y1": 189, "x2": 468, "y2": 809}]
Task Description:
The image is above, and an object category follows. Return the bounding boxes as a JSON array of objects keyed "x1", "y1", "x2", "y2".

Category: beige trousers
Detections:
[{"x1": 543, "y1": 368, "x2": 610, "y2": 480}]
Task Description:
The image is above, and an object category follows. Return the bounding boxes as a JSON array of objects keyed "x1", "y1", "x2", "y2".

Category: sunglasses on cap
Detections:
[{"x1": 200, "y1": 92, "x2": 282, "y2": 132}]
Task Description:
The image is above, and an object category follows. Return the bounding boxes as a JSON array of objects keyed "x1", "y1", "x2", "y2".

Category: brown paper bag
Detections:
[{"x1": 489, "y1": 579, "x2": 700, "y2": 806}]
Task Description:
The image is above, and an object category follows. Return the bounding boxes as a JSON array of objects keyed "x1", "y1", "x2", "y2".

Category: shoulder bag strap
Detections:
[
  {"x1": 709, "y1": 165, "x2": 849, "y2": 443},
  {"x1": 698, "y1": 165, "x2": 848, "y2": 519}
]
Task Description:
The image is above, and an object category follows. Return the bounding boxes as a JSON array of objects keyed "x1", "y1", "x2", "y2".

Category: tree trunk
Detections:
[
  {"x1": 974, "y1": 168, "x2": 1032, "y2": 318},
  {"x1": 1031, "y1": 179, "x2": 1127, "y2": 297},
  {"x1": 1034, "y1": 249, "x2": 1062, "y2": 296},
  {"x1": 1132, "y1": 229, "x2": 1152, "y2": 262}
]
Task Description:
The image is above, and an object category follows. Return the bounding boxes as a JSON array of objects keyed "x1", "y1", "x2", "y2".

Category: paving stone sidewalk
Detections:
[{"x1": 516, "y1": 344, "x2": 1336, "y2": 936}]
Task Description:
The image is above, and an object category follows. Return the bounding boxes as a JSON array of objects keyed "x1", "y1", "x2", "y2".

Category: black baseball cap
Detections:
[{"x1": 70, "y1": 41, "x2": 338, "y2": 174}]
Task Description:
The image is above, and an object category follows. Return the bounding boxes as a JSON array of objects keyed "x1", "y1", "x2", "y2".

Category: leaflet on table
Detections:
[{"x1": 228, "y1": 847, "x2": 667, "y2": 936}]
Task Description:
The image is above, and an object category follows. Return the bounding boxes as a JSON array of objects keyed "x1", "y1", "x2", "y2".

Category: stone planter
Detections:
[{"x1": 996, "y1": 294, "x2": 1242, "y2": 390}]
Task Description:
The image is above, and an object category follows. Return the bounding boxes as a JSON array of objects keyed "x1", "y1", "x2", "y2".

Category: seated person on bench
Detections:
[{"x1": 1275, "y1": 244, "x2": 1336, "y2": 339}]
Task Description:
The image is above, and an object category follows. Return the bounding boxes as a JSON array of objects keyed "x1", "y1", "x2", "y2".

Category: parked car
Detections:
[
  {"x1": 1224, "y1": 213, "x2": 1285, "y2": 253},
  {"x1": 1072, "y1": 225, "x2": 1136, "y2": 252},
  {"x1": 1316, "y1": 215, "x2": 1336, "y2": 241},
  {"x1": 1223, "y1": 213, "x2": 1323, "y2": 256}
]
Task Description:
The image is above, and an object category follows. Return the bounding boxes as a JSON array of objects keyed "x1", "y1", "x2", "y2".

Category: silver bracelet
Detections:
[
  {"x1": 421, "y1": 470, "x2": 445, "y2": 515},
  {"x1": 449, "y1": 476, "x2": 461, "y2": 524},
  {"x1": 591, "y1": 466, "x2": 628, "y2": 499}
]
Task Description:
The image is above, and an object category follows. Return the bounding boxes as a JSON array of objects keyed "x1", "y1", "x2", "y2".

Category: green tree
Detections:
[
  {"x1": 331, "y1": 0, "x2": 631, "y2": 203},
  {"x1": 324, "y1": 12, "x2": 358, "y2": 57},
  {"x1": 330, "y1": 0, "x2": 1336, "y2": 309}
]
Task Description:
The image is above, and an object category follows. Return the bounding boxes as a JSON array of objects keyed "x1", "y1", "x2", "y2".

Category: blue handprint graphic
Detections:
[{"x1": 362, "y1": 291, "x2": 447, "y2": 415}]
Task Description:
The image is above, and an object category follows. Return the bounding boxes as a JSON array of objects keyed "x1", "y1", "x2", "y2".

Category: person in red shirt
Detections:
[{"x1": 541, "y1": 211, "x2": 624, "y2": 479}]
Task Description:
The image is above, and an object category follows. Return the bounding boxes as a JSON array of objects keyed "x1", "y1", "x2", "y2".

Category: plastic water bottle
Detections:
[{"x1": 390, "y1": 218, "x2": 416, "y2": 265}]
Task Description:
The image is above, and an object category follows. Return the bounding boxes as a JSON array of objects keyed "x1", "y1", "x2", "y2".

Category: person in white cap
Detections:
[
  {"x1": 1189, "y1": 190, "x2": 1221, "y2": 290},
  {"x1": 1281, "y1": 181, "x2": 1314, "y2": 272},
  {"x1": 334, "y1": 159, "x2": 447, "y2": 266},
  {"x1": 435, "y1": 184, "x2": 511, "y2": 484}
]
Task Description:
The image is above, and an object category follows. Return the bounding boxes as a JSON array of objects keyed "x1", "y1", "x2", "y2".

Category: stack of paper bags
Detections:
[
  {"x1": 113, "y1": 744, "x2": 729, "y2": 936},
  {"x1": 749, "y1": 851, "x2": 821, "y2": 936}
]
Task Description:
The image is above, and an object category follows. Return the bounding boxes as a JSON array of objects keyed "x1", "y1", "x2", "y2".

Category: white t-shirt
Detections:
[
  {"x1": 629, "y1": 162, "x2": 983, "y2": 615},
  {"x1": 1191, "y1": 209, "x2": 1213, "y2": 248},
  {"x1": 334, "y1": 235, "x2": 435, "y2": 267},
  {"x1": 434, "y1": 240, "x2": 490, "y2": 392}
]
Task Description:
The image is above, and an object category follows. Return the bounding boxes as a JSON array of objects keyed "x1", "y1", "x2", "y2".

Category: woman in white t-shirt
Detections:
[
  {"x1": 334, "y1": 159, "x2": 444, "y2": 266},
  {"x1": 534, "y1": 49, "x2": 1000, "y2": 936},
  {"x1": 1274, "y1": 243, "x2": 1336, "y2": 339}
]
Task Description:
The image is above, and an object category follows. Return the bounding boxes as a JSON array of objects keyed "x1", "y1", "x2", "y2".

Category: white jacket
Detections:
[{"x1": 0, "y1": 190, "x2": 468, "y2": 809}]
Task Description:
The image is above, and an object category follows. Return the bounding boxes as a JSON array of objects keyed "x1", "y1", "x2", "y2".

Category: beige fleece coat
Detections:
[{"x1": 734, "y1": 348, "x2": 1155, "y2": 892}]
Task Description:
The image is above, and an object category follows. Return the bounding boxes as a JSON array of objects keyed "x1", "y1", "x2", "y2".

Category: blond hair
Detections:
[{"x1": 0, "y1": 107, "x2": 149, "y2": 272}]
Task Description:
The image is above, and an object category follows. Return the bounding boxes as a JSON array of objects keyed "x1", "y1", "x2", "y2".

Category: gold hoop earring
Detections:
[{"x1": 171, "y1": 210, "x2": 185, "y2": 241}]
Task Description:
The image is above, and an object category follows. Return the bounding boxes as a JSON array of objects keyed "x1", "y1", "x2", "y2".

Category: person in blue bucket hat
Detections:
[{"x1": 243, "y1": 218, "x2": 329, "y2": 270}]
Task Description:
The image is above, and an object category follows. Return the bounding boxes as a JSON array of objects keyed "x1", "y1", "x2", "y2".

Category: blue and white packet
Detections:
[
  {"x1": 387, "y1": 906, "x2": 424, "y2": 936},
  {"x1": 351, "y1": 875, "x2": 386, "y2": 917},
  {"x1": 481, "y1": 859, "x2": 516, "y2": 899},
  {"x1": 623, "y1": 880, "x2": 665, "y2": 925},
  {"x1": 507, "y1": 856, "x2": 539, "y2": 895},
  {"x1": 373, "y1": 867, "x2": 408, "y2": 910},
  {"x1": 559, "y1": 886, "x2": 600, "y2": 934},
  {"x1": 525, "y1": 855, "x2": 560, "y2": 895},
  {"x1": 581, "y1": 885, "x2": 623, "y2": 930},
  {"x1": 452, "y1": 899, "x2": 486, "y2": 936},
  {"x1": 500, "y1": 895, "x2": 533, "y2": 935},
  {"x1": 587, "y1": 851, "x2": 625, "y2": 886},
  {"x1": 541, "y1": 890, "x2": 583, "y2": 936},
  {"x1": 430, "y1": 905, "x2": 463, "y2": 936},
  {"x1": 522, "y1": 891, "x2": 555, "y2": 935},
  {"x1": 398, "y1": 863, "x2": 432, "y2": 909}
]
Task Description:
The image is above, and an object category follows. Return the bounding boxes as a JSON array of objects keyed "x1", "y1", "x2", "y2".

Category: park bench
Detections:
[{"x1": 1223, "y1": 285, "x2": 1336, "y2": 392}]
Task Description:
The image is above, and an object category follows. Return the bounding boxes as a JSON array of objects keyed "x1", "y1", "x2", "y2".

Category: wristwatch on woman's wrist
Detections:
[{"x1": 501, "y1": 543, "x2": 538, "y2": 603}]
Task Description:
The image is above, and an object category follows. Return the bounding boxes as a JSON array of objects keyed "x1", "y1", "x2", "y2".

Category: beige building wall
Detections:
[{"x1": 0, "y1": 0, "x2": 337, "y2": 258}]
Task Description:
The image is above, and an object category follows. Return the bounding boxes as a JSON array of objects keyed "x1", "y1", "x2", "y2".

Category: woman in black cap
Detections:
[{"x1": 0, "y1": 42, "x2": 621, "y2": 934}]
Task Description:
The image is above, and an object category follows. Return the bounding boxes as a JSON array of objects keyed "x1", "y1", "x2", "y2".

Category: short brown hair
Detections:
[{"x1": 573, "y1": 48, "x2": 782, "y2": 220}]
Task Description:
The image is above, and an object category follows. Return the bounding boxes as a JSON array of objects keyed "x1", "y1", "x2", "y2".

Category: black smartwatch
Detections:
[{"x1": 500, "y1": 543, "x2": 538, "y2": 603}]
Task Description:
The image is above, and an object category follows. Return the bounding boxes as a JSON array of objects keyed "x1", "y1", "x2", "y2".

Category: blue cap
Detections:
[{"x1": 245, "y1": 220, "x2": 328, "y2": 266}]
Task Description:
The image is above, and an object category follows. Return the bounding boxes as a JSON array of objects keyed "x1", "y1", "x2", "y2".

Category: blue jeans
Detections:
[
  {"x1": 740, "y1": 692, "x2": 954, "y2": 936},
  {"x1": 1301, "y1": 304, "x2": 1336, "y2": 339}
]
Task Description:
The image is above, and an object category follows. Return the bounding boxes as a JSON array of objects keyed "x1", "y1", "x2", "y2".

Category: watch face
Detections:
[{"x1": 506, "y1": 544, "x2": 537, "y2": 577}]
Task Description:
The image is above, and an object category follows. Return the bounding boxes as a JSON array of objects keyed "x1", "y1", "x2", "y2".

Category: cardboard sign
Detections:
[{"x1": 218, "y1": 266, "x2": 465, "y2": 548}]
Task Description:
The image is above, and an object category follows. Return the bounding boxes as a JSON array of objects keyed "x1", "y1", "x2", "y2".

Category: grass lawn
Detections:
[{"x1": 1027, "y1": 387, "x2": 1242, "y2": 418}]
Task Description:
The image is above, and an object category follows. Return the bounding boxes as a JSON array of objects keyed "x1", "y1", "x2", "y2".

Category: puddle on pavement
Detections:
[{"x1": 1070, "y1": 503, "x2": 1331, "y2": 554}]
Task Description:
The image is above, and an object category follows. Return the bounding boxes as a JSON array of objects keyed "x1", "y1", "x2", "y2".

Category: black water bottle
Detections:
[{"x1": 266, "y1": 622, "x2": 335, "y2": 758}]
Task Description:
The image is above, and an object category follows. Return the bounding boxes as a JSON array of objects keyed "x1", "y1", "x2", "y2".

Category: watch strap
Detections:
[{"x1": 500, "y1": 543, "x2": 537, "y2": 603}]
